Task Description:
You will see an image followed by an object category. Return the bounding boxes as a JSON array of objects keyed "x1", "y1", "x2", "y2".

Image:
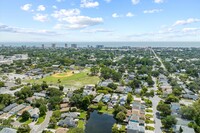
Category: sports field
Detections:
[{"x1": 27, "y1": 69, "x2": 100, "y2": 88}]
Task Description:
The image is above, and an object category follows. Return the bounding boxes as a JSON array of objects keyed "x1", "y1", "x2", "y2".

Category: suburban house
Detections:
[
  {"x1": 0, "y1": 128, "x2": 17, "y2": 133},
  {"x1": 58, "y1": 117, "x2": 77, "y2": 127},
  {"x1": 28, "y1": 108, "x2": 40, "y2": 121},
  {"x1": 99, "y1": 79, "x2": 113, "y2": 87},
  {"x1": 3, "y1": 103, "x2": 18, "y2": 112},
  {"x1": 8, "y1": 104, "x2": 26, "y2": 115},
  {"x1": 102, "y1": 94, "x2": 111, "y2": 103},
  {"x1": 171, "y1": 103, "x2": 181, "y2": 116},
  {"x1": 61, "y1": 112, "x2": 80, "y2": 119},
  {"x1": 173, "y1": 125, "x2": 195, "y2": 133},
  {"x1": 93, "y1": 94, "x2": 104, "y2": 103}
]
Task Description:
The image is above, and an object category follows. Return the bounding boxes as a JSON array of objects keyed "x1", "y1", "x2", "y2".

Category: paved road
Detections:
[
  {"x1": 150, "y1": 95, "x2": 162, "y2": 133},
  {"x1": 151, "y1": 48, "x2": 167, "y2": 71},
  {"x1": 30, "y1": 111, "x2": 53, "y2": 133},
  {"x1": 149, "y1": 77, "x2": 162, "y2": 133}
]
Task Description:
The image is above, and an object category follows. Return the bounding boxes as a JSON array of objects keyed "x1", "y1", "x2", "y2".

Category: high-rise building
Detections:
[
  {"x1": 71, "y1": 44, "x2": 77, "y2": 48},
  {"x1": 52, "y1": 43, "x2": 56, "y2": 48},
  {"x1": 96, "y1": 45, "x2": 104, "y2": 49},
  {"x1": 42, "y1": 44, "x2": 45, "y2": 49},
  {"x1": 65, "y1": 43, "x2": 68, "y2": 48}
]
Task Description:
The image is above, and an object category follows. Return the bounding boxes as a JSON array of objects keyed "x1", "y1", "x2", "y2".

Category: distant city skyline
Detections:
[{"x1": 0, "y1": 0, "x2": 200, "y2": 42}]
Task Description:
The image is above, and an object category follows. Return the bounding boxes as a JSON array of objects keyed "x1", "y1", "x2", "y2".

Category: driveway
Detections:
[{"x1": 30, "y1": 111, "x2": 53, "y2": 133}]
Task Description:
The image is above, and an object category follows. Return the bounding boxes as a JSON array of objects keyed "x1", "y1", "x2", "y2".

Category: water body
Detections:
[
  {"x1": 85, "y1": 110, "x2": 116, "y2": 133},
  {"x1": 1, "y1": 42, "x2": 200, "y2": 47}
]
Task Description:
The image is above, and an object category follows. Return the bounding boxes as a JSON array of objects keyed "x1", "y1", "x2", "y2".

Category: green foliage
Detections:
[
  {"x1": 157, "y1": 101, "x2": 171, "y2": 116},
  {"x1": 112, "y1": 124, "x2": 120, "y2": 133},
  {"x1": 161, "y1": 116, "x2": 177, "y2": 129},
  {"x1": 68, "y1": 128, "x2": 84, "y2": 133},
  {"x1": 0, "y1": 81, "x2": 5, "y2": 87},
  {"x1": 0, "y1": 94, "x2": 14, "y2": 110},
  {"x1": 17, "y1": 124, "x2": 31, "y2": 133},
  {"x1": 21, "y1": 111, "x2": 31, "y2": 121},
  {"x1": 108, "y1": 83, "x2": 117, "y2": 90},
  {"x1": 97, "y1": 102, "x2": 104, "y2": 110},
  {"x1": 116, "y1": 112, "x2": 126, "y2": 122},
  {"x1": 165, "y1": 94, "x2": 179, "y2": 103},
  {"x1": 113, "y1": 105, "x2": 127, "y2": 116},
  {"x1": 127, "y1": 93, "x2": 133, "y2": 104},
  {"x1": 39, "y1": 105, "x2": 47, "y2": 116},
  {"x1": 14, "y1": 86, "x2": 33, "y2": 99},
  {"x1": 49, "y1": 96, "x2": 62, "y2": 110}
]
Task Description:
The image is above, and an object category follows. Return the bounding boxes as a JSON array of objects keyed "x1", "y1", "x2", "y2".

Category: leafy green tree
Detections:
[
  {"x1": 17, "y1": 124, "x2": 31, "y2": 133},
  {"x1": 82, "y1": 96, "x2": 91, "y2": 110},
  {"x1": 59, "y1": 85, "x2": 64, "y2": 91},
  {"x1": 41, "y1": 81, "x2": 48, "y2": 90},
  {"x1": 165, "y1": 94, "x2": 179, "y2": 103},
  {"x1": 97, "y1": 101, "x2": 104, "y2": 110},
  {"x1": 113, "y1": 105, "x2": 127, "y2": 116},
  {"x1": 127, "y1": 93, "x2": 133, "y2": 104},
  {"x1": 112, "y1": 124, "x2": 120, "y2": 133},
  {"x1": 180, "y1": 106, "x2": 195, "y2": 120},
  {"x1": 39, "y1": 105, "x2": 47, "y2": 116},
  {"x1": 90, "y1": 66, "x2": 99, "y2": 76},
  {"x1": 161, "y1": 116, "x2": 177, "y2": 129},
  {"x1": 21, "y1": 111, "x2": 31, "y2": 121},
  {"x1": 0, "y1": 81, "x2": 5, "y2": 87},
  {"x1": 68, "y1": 128, "x2": 84, "y2": 133},
  {"x1": 116, "y1": 112, "x2": 126, "y2": 122},
  {"x1": 157, "y1": 101, "x2": 171, "y2": 116},
  {"x1": 49, "y1": 96, "x2": 62, "y2": 110},
  {"x1": 179, "y1": 126, "x2": 183, "y2": 133},
  {"x1": 108, "y1": 83, "x2": 117, "y2": 90}
]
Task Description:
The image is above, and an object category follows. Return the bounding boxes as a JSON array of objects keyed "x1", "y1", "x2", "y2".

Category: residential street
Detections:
[{"x1": 30, "y1": 111, "x2": 53, "y2": 133}]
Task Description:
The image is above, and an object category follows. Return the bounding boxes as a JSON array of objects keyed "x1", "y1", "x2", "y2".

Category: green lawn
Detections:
[
  {"x1": 18, "y1": 117, "x2": 32, "y2": 124},
  {"x1": 26, "y1": 69, "x2": 100, "y2": 88},
  {"x1": 78, "y1": 120, "x2": 85, "y2": 129},
  {"x1": 36, "y1": 115, "x2": 46, "y2": 125},
  {"x1": 79, "y1": 111, "x2": 87, "y2": 120}
]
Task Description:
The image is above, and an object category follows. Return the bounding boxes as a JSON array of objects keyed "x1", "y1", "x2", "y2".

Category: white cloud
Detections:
[
  {"x1": 33, "y1": 14, "x2": 49, "y2": 22},
  {"x1": 173, "y1": 18, "x2": 200, "y2": 26},
  {"x1": 56, "y1": 0, "x2": 65, "y2": 2},
  {"x1": 182, "y1": 28, "x2": 200, "y2": 32},
  {"x1": 81, "y1": 28, "x2": 113, "y2": 33},
  {"x1": 132, "y1": 0, "x2": 140, "y2": 5},
  {"x1": 52, "y1": 5, "x2": 57, "y2": 9},
  {"x1": 143, "y1": 9, "x2": 163, "y2": 14},
  {"x1": 37, "y1": 5, "x2": 46, "y2": 11},
  {"x1": 21, "y1": 4, "x2": 32, "y2": 11},
  {"x1": 104, "y1": 0, "x2": 112, "y2": 3},
  {"x1": 52, "y1": 9, "x2": 103, "y2": 30},
  {"x1": 52, "y1": 9, "x2": 81, "y2": 20},
  {"x1": 80, "y1": 0, "x2": 99, "y2": 8},
  {"x1": 154, "y1": 0, "x2": 164, "y2": 3},
  {"x1": 54, "y1": 16, "x2": 103, "y2": 30},
  {"x1": 126, "y1": 12, "x2": 134, "y2": 17},
  {"x1": 112, "y1": 13, "x2": 120, "y2": 18},
  {"x1": 0, "y1": 24, "x2": 58, "y2": 36}
]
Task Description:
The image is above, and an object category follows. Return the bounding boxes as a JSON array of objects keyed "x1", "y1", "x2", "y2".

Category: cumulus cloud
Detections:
[
  {"x1": 37, "y1": 5, "x2": 46, "y2": 11},
  {"x1": 52, "y1": 8, "x2": 103, "y2": 30},
  {"x1": 112, "y1": 13, "x2": 120, "y2": 18},
  {"x1": 52, "y1": 9, "x2": 81, "y2": 20},
  {"x1": 81, "y1": 28, "x2": 113, "y2": 33},
  {"x1": 126, "y1": 12, "x2": 134, "y2": 17},
  {"x1": 104, "y1": 0, "x2": 112, "y2": 3},
  {"x1": 0, "y1": 24, "x2": 58, "y2": 36},
  {"x1": 143, "y1": 9, "x2": 163, "y2": 14},
  {"x1": 54, "y1": 16, "x2": 103, "y2": 30},
  {"x1": 56, "y1": 0, "x2": 65, "y2": 2},
  {"x1": 80, "y1": 0, "x2": 99, "y2": 8},
  {"x1": 52, "y1": 5, "x2": 57, "y2": 9},
  {"x1": 33, "y1": 14, "x2": 49, "y2": 22},
  {"x1": 132, "y1": 0, "x2": 140, "y2": 5},
  {"x1": 21, "y1": 4, "x2": 32, "y2": 11},
  {"x1": 154, "y1": 0, "x2": 164, "y2": 3},
  {"x1": 173, "y1": 18, "x2": 200, "y2": 26}
]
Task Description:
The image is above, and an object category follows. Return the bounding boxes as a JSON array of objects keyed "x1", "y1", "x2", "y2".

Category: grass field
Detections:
[
  {"x1": 36, "y1": 115, "x2": 46, "y2": 125},
  {"x1": 26, "y1": 69, "x2": 100, "y2": 89}
]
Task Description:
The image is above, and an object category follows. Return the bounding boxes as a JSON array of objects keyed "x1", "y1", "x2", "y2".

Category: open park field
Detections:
[{"x1": 26, "y1": 69, "x2": 100, "y2": 89}]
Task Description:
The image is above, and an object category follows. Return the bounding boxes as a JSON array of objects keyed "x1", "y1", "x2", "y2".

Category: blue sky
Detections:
[{"x1": 0, "y1": 0, "x2": 200, "y2": 42}]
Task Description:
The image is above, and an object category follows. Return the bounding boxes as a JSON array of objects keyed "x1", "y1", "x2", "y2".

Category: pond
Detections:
[{"x1": 85, "y1": 110, "x2": 116, "y2": 133}]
